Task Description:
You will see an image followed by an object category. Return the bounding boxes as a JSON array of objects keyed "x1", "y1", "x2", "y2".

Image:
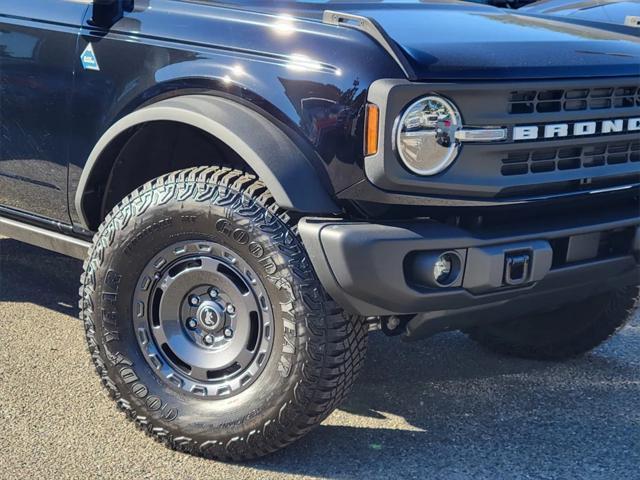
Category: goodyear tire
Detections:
[
  {"x1": 466, "y1": 286, "x2": 639, "y2": 360},
  {"x1": 80, "y1": 167, "x2": 367, "y2": 460}
]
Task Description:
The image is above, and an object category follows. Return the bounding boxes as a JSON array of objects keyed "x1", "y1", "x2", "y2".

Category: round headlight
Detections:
[{"x1": 395, "y1": 96, "x2": 461, "y2": 176}]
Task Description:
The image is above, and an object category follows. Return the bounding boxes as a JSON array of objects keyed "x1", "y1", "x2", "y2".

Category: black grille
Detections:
[
  {"x1": 501, "y1": 141, "x2": 640, "y2": 176},
  {"x1": 508, "y1": 86, "x2": 640, "y2": 114}
]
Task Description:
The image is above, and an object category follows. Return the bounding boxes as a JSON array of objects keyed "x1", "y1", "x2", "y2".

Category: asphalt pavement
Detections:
[{"x1": 1, "y1": 237, "x2": 639, "y2": 480}]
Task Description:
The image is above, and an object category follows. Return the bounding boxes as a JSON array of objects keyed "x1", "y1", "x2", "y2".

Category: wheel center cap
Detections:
[{"x1": 196, "y1": 301, "x2": 224, "y2": 331}]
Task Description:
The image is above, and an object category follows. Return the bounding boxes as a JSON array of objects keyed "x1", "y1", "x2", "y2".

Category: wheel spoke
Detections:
[
  {"x1": 188, "y1": 365, "x2": 210, "y2": 380},
  {"x1": 151, "y1": 323, "x2": 169, "y2": 345},
  {"x1": 234, "y1": 348, "x2": 255, "y2": 370}
]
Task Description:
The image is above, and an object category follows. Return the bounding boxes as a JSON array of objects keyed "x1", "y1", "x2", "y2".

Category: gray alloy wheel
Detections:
[{"x1": 134, "y1": 240, "x2": 274, "y2": 398}]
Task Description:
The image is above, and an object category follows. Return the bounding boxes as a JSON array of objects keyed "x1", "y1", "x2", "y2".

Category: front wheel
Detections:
[{"x1": 80, "y1": 167, "x2": 367, "y2": 460}]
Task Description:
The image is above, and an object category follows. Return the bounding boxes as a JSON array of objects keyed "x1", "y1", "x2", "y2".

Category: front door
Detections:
[{"x1": 0, "y1": 0, "x2": 88, "y2": 222}]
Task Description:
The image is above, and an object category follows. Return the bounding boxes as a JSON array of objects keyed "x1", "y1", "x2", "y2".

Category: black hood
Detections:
[{"x1": 246, "y1": 1, "x2": 640, "y2": 80}]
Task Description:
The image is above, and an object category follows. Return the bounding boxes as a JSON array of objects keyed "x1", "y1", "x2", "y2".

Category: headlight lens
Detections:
[{"x1": 395, "y1": 96, "x2": 461, "y2": 176}]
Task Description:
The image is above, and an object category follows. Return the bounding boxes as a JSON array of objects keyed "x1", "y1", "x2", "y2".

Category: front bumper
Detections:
[{"x1": 299, "y1": 205, "x2": 640, "y2": 322}]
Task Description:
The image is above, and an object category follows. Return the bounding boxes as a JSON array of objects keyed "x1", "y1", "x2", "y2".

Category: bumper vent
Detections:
[
  {"x1": 508, "y1": 87, "x2": 639, "y2": 114},
  {"x1": 502, "y1": 141, "x2": 640, "y2": 176}
]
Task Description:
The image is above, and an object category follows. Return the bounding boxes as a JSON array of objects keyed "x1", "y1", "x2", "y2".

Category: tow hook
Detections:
[{"x1": 504, "y1": 251, "x2": 532, "y2": 286}]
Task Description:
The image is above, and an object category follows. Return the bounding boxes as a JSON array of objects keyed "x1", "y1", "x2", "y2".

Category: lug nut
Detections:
[
  {"x1": 203, "y1": 334, "x2": 214, "y2": 345},
  {"x1": 224, "y1": 328, "x2": 234, "y2": 338},
  {"x1": 226, "y1": 304, "x2": 236, "y2": 315},
  {"x1": 186, "y1": 318, "x2": 198, "y2": 330},
  {"x1": 208, "y1": 288, "x2": 219, "y2": 299},
  {"x1": 189, "y1": 295, "x2": 200, "y2": 306}
]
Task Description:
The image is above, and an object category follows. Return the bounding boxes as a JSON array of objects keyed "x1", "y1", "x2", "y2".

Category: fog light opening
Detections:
[
  {"x1": 408, "y1": 250, "x2": 465, "y2": 289},
  {"x1": 433, "y1": 251, "x2": 462, "y2": 287}
]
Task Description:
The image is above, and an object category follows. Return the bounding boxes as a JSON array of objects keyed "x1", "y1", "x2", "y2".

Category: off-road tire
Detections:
[
  {"x1": 79, "y1": 166, "x2": 368, "y2": 460},
  {"x1": 466, "y1": 286, "x2": 639, "y2": 360}
]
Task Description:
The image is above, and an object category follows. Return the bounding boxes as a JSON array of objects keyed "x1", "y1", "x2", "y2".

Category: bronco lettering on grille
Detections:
[{"x1": 513, "y1": 117, "x2": 640, "y2": 141}]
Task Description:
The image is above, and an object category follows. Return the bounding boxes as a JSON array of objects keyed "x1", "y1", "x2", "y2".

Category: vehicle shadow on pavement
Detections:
[
  {"x1": 253, "y1": 327, "x2": 640, "y2": 478},
  {"x1": 2, "y1": 238, "x2": 639, "y2": 478},
  {"x1": 0, "y1": 238, "x2": 82, "y2": 316}
]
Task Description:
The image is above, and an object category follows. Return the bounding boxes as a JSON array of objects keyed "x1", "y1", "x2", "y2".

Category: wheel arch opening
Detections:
[{"x1": 80, "y1": 120, "x2": 252, "y2": 231}]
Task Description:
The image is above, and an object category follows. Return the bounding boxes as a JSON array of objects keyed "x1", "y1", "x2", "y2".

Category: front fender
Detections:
[{"x1": 75, "y1": 95, "x2": 341, "y2": 229}]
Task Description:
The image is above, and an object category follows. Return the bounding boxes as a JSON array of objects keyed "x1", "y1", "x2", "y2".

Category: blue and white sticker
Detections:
[{"x1": 80, "y1": 43, "x2": 100, "y2": 71}]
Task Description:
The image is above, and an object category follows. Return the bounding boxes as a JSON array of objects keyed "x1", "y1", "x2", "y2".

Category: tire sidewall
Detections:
[{"x1": 88, "y1": 183, "x2": 309, "y2": 445}]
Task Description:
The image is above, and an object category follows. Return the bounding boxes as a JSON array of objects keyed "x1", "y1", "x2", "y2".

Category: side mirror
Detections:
[{"x1": 90, "y1": 0, "x2": 133, "y2": 28}]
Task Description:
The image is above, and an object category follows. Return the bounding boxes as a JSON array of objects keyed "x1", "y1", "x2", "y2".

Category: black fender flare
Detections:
[{"x1": 75, "y1": 95, "x2": 340, "y2": 229}]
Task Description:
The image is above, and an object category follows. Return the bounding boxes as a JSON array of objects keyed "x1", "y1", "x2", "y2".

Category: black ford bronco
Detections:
[{"x1": 1, "y1": 0, "x2": 639, "y2": 461}]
